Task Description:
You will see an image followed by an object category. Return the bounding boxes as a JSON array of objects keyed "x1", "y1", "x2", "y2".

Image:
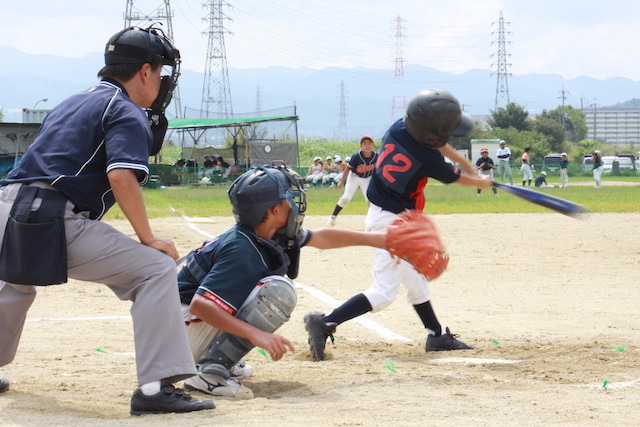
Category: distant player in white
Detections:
[
  {"x1": 496, "y1": 139, "x2": 513, "y2": 184},
  {"x1": 327, "y1": 136, "x2": 378, "y2": 226}
]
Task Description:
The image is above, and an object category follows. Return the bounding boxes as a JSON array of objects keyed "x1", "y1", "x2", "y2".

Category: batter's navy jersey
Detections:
[
  {"x1": 1, "y1": 79, "x2": 152, "y2": 219},
  {"x1": 367, "y1": 119, "x2": 461, "y2": 214},
  {"x1": 178, "y1": 224, "x2": 312, "y2": 314},
  {"x1": 348, "y1": 151, "x2": 378, "y2": 178}
]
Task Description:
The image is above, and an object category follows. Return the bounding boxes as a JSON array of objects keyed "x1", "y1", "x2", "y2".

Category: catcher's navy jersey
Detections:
[
  {"x1": 348, "y1": 151, "x2": 378, "y2": 178},
  {"x1": 2, "y1": 79, "x2": 151, "y2": 219},
  {"x1": 367, "y1": 119, "x2": 461, "y2": 214},
  {"x1": 178, "y1": 224, "x2": 311, "y2": 314}
]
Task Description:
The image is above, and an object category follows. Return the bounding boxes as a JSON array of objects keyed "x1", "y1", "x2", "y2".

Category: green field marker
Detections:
[{"x1": 383, "y1": 362, "x2": 397, "y2": 373}]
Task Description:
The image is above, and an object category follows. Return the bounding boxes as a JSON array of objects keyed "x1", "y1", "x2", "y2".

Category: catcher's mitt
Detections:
[{"x1": 386, "y1": 210, "x2": 449, "y2": 280}]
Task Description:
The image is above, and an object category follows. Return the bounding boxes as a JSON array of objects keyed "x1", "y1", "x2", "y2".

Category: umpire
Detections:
[{"x1": 0, "y1": 27, "x2": 213, "y2": 415}]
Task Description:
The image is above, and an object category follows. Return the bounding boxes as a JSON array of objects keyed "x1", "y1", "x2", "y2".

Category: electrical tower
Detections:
[
  {"x1": 124, "y1": 0, "x2": 182, "y2": 118},
  {"x1": 201, "y1": 0, "x2": 233, "y2": 119},
  {"x1": 337, "y1": 80, "x2": 348, "y2": 140},
  {"x1": 491, "y1": 11, "x2": 512, "y2": 110},
  {"x1": 391, "y1": 16, "x2": 407, "y2": 122}
]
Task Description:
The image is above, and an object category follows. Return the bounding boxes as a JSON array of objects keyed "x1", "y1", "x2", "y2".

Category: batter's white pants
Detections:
[
  {"x1": 0, "y1": 183, "x2": 197, "y2": 386},
  {"x1": 363, "y1": 204, "x2": 430, "y2": 311},
  {"x1": 521, "y1": 164, "x2": 533, "y2": 181},
  {"x1": 337, "y1": 174, "x2": 371, "y2": 208}
]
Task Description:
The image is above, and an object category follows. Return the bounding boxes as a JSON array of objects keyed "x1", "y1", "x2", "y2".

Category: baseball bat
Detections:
[{"x1": 492, "y1": 182, "x2": 588, "y2": 217}]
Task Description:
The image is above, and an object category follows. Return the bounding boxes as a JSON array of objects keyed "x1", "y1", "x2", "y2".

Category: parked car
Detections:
[
  {"x1": 602, "y1": 156, "x2": 635, "y2": 173},
  {"x1": 582, "y1": 156, "x2": 593, "y2": 172},
  {"x1": 542, "y1": 154, "x2": 562, "y2": 171},
  {"x1": 616, "y1": 154, "x2": 637, "y2": 171}
]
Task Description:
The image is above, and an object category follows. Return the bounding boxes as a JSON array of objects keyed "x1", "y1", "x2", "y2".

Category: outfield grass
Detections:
[{"x1": 103, "y1": 178, "x2": 640, "y2": 220}]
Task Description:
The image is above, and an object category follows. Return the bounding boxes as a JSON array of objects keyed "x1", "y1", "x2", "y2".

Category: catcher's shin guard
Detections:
[{"x1": 199, "y1": 276, "x2": 297, "y2": 372}]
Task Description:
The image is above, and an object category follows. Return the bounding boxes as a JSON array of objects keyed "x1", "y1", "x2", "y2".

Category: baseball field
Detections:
[{"x1": 1, "y1": 200, "x2": 639, "y2": 425}]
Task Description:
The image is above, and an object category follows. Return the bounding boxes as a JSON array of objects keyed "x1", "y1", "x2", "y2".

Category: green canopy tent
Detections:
[{"x1": 167, "y1": 113, "x2": 300, "y2": 168}]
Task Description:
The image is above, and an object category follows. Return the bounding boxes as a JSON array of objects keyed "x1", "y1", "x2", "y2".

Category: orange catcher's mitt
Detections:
[{"x1": 386, "y1": 210, "x2": 449, "y2": 280}]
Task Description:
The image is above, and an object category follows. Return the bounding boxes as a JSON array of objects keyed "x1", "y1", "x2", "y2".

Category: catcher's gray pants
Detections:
[{"x1": 0, "y1": 183, "x2": 197, "y2": 385}]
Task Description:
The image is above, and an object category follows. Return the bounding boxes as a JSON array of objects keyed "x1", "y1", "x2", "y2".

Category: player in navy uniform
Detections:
[
  {"x1": 475, "y1": 148, "x2": 498, "y2": 196},
  {"x1": 179, "y1": 165, "x2": 389, "y2": 398},
  {"x1": 327, "y1": 135, "x2": 378, "y2": 226},
  {"x1": 0, "y1": 27, "x2": 213, "y2": 415},
  {"x1": 305, "y1": 89, "x2": 493, "y2": 361}
]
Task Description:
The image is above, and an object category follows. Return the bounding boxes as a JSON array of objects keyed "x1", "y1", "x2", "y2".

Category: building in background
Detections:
[
  {"x1": 584, "y1": 108, "x2": 640, "y2": 145},
  {"x1": 22, "y1": 108, "x2": 51, "y2": 124}
]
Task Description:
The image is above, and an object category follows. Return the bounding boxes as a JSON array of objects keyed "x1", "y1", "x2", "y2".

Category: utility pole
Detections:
[
  {"x1": 391, "y1": 16, "x2": 407, "y2": 122},
  {"x1": 558, "y1": 88, "x2": 569, "y2": 126},
  {"x1": 491, "y1": 11, "x2": 512, "y2": 110},
  {"x1": 255, "y1": 85, "x2": 262, "y2": 115},
  {"x1": 337, "y1": 80, "x2": 348, "y2": 140},
  {"x1": 201, "y1": 0, "x2": 233, "y2": 119},
  {"x1": 124, "y1": 0, "x2": 182, "y2": 118}
]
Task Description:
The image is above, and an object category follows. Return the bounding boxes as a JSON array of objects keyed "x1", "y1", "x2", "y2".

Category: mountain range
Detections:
[{"x1": 2, "y1": 46, "x2": 640, "y2": 139}]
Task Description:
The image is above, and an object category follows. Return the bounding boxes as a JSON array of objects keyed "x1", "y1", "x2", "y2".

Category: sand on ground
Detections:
[{"x1": 1, "y1": 213, "x2": 639, "y2": 426}]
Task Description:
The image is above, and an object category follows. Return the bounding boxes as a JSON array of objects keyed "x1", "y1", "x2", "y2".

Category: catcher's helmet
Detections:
[
  {"x1": 403, "y1": 89, "x2": 473, "y2": 148},
  {"x1": 228, "y1": 165, "x2": 307, "y2": 238}
]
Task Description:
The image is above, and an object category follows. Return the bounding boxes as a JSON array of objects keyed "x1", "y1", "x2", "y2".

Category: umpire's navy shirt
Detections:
[
  {"x1": 367, "y1": 119, "x2": 461, "y2": 214},
  {"x1": 2, "y1": 79, "x2": 151, "y2": 220}
]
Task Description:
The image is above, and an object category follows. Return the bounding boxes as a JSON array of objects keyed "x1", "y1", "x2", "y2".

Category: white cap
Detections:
[
  {"x1": 334, "y1": 155, "x2": 342, "y2": 162},
  {"x1": 541, "y1": 171, "x2": 547, "y2": 176},
  {"x1": 345, "y1": 156, "x2": 351, "y2": 163},
  {"x1": 313, "y1": 156, "x2": 321, "y2": 161},
  {"x1": 499, "y1": 140, "x2": 506, "y2": 144},
  {"x1": 594, "y1": 150, "x2": 601, "y2": 154},
  {"x1": 326, "y1": 156, "x2": 333, "y2": 160},
  {"x1": 561, "y1": 152, "x2": 567, "y2": 157}
]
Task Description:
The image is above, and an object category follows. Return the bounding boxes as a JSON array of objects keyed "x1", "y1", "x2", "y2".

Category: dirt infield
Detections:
[{"x1": 1, "y1": 213, "x2": 639, "y2": 426}]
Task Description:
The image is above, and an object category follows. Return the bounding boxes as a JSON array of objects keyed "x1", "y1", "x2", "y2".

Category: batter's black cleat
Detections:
[
  {"x1": 130, "y1": 380, "x2": 215, "y2": 416},
  {"x1": 0, "y1": 376, "x2": 9, "y2": 394},
  {"x1": 304, "y1": 312, "x2": 337, "y2": 361},
  {"x1": 426, "y1": 327, "x2": 475, "y2": 352}
]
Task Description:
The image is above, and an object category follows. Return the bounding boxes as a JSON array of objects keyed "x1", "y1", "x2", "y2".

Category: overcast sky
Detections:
[{"x1": 2, "y1": 0, "x2": 639, "y2": 81}]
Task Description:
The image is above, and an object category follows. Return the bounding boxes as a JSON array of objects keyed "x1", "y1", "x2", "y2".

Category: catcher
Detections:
[
  {"x1": 305, "y1": 89, "x2": 493, "y2": 361},
  {"x1": 177, "y1": 165, "x2": 437, "y2": 399}
]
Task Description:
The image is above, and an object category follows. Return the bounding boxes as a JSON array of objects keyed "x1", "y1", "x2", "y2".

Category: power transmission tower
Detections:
[
  {"x1": 124, "y1": 0, "x2": 182, "y2": 118},
  {"x1": 337, "y1": 80, "x2": 348, "y2": 140},
  {"x1": 391, "y1": 16, "x2": 407, "y2": 122},
  {"x1": 491, "y1": 11, "x2": 512, "y2": 110},
  {"x1": 201, "y1": 0, "x2": 233, "y2": 119}
]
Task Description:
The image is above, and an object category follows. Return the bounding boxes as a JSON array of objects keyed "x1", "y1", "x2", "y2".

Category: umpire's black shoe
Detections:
[
  {"x1": 0, "y1": 376, "x2": 9, "y2": 394},
  {"x1": 426, "y1": 327, "x2": 475, "y2": 352},
  {"x1": 130, "y1": 380, "x2": 215, "y2": 416},
  {"x1": 304, "y1": 312, "x2": 337, "y2": 361}
]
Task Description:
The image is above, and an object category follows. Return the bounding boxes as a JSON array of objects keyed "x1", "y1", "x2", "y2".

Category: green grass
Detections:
[{"x1": 103, "y1": 179, "x2": 640, "y2": 220}]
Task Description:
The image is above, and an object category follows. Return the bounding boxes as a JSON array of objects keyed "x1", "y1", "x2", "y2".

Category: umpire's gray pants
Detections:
[{"x1": 0, "y1": 183, "x2": 197, "y2": 385}]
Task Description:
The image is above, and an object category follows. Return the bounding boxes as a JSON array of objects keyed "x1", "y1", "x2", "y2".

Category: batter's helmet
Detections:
[
  {"x1": 403, "y1": 89, "x2": 473, "y2": 148},
  {"x1": 228, "y1": 165, "x2": 307, "y2": 238}
]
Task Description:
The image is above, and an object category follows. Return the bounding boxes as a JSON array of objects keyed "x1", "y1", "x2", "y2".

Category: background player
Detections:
[
  {"x1": 0, "y1": 27, "x2": 213, "y2": 415},
  {"x1": 327, "y1": 136, "x2": 378, "y2": 226},
  {"x1": 305, "y1": 89, "x2": 493, "y2": 361},
  {"x1": 475, "y1": 148, "x2": 498, "y2": 196},
  {"x1": 178, "y1": 165, "x2": 399, "y2": 399}
]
